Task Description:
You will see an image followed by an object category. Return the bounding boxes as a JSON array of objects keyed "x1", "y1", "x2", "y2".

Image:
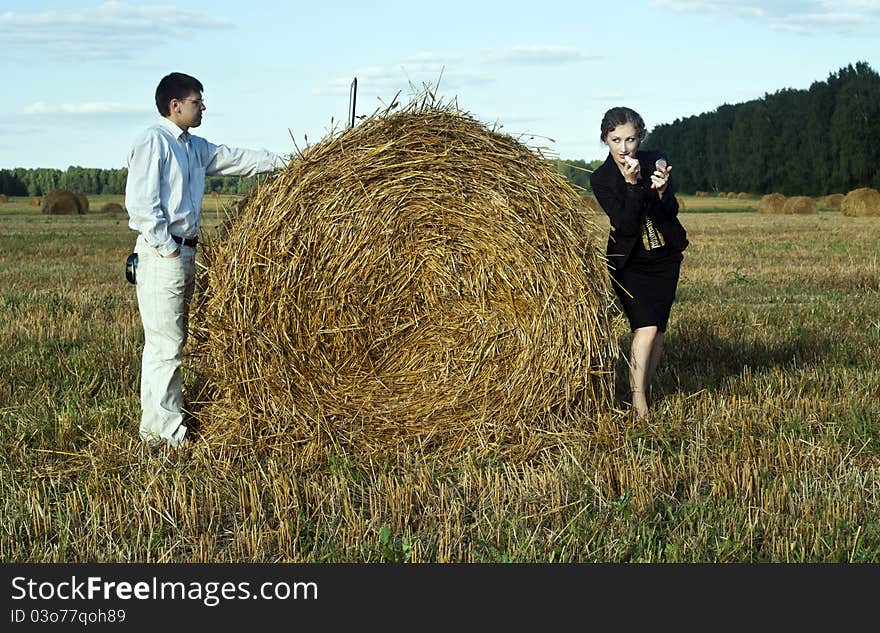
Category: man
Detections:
[{"x1": 125, "y1": 72, "x2": 285, "y2": 448}]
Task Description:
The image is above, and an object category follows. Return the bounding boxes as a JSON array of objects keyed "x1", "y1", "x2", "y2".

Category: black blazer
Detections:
[{"x1": 589, "y1": 149, "x2": 688, "y2": 272}]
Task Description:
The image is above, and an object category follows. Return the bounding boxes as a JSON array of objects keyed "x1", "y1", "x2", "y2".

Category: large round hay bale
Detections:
[
  {"x1": 42, "y1": 189, "x2": 82, "y2": 215},
  {"x1": 757, "y1": 193, "x2": 786, "y2": 214},
  {"x1": 782, "y1": 196, "x2": 818, "y2": 215},
  {"x1": 100, "y1": 202, "x2": 125, "y2": 213},
  {"x1": 841, "y1": 187, "x2": 880, "y2": 217},
  {"x1": 820, "y1": 193, "x2": 844, "y2": 209},
  {"x1": 192, "y1": 98, "x2": 618, "y2": 461},
  {"x1": 0, "y1": 194, "x2": 8, "y2": 203},
  {"x1": 736, "y1": 192, "x2": 750, "y2": 199},
  {"x1": 74, "y1": 193, "x2": 89, "y2": 214},
  {"x1": 29, "y1": 196, "x2": 40, "y2": 207}
]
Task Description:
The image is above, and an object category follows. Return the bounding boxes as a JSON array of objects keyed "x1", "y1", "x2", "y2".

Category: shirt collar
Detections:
[{"x1": 158, "y1": 116, "x2": 190, "y2": 142}]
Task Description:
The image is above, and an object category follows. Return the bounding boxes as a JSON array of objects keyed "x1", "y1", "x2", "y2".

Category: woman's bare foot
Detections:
[{"x1": 631, "y1": 389, "x2": 649, "y2": 418}]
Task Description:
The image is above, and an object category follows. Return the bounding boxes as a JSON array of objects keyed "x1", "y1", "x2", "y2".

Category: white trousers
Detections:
[{"x1": 134, "y1": 234, "x2": 196, "y2": 446}]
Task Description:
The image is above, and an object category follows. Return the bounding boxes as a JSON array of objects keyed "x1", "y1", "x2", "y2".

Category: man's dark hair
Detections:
[{"x1": 155, "y1": 72, "x2": 204, "y2": 116}]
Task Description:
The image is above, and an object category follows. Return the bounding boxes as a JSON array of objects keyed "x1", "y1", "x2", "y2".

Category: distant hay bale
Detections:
[
  {"x1": 695, "y1": 191, "x2": 710, "y2": 197},
  {"x1": 100, "y1": 202, "x2": 125, "y2": 213},
  {"x1": 736, "y1": 192, "x2": 750, "y2": 199},
  {"x1": 820, "y1": 193, "x2": 844, "y2": 209},
  {"x1": 726, "y1": 192, "x2": 738, "y2": 198},
  {"x1": 677, "y1": 196, "x2": 686, "y2": 211},
  {"x1": 757, "y1": 193, "x2": 786, "y2": 214},
  {"x1": 42, "y1": 189, "x2": 83, "y2": 215},
  {"x1": 74, "y1": 193, "x2": 89, "y2": 214},
  {"x1": 210, "y1": 191, "x2": 221, "y2": 199},
  {"x1": 29, "y1": 196, "x2": 40, "y2": 207},
  {"x1": 782, "y1": 196, "x2": 818, "y2": 215},
  {"x1": 841, "y1": 187, "x2": 880, "y2": 217},
  {"x1": 0, "y1": 194, "x2": 7, "y2": 203},
  {"x1": 192, "y1": 96, "x2": 618, "y2": 462}
]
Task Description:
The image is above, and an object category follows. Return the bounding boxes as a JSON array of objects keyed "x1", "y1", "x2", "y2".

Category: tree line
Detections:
[
  {"x1": 0, "y1": 167, "x2": 257, "y2": 197},
  {"x1": 4, "y1": 161, "x2": 600, "y2": 198},
  {"x1": 642, "y1": 61, "x2": 880, "y2": 196},
  {"x1": 555, "y1": 159, "x2": 603, "y2": 193}
]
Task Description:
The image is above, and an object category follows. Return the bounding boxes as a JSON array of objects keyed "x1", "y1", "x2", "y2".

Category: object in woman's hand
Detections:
[
  {"x1": 651, "y1": 158, "x2": 668, "y2": 189},
  {"x1": 624, "y1": 155, "x2": 639, "y2": 168}
]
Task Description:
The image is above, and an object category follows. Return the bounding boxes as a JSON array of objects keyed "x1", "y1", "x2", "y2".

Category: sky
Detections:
[{"x1": 1, "y1": 0, "x2": 878, "y2": 170}]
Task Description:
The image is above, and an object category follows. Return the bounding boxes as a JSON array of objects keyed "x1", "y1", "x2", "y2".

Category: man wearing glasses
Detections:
[{"x1": 125, "y1": 71, "x2": 286, "y2": 449}]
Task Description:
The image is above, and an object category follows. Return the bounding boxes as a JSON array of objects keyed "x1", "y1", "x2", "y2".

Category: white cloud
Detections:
[
  {"x1": 23, "y1": 101, "x2": 151, "y2": 115},
  {"x1": 819, "y1": 0, "x2": 880, "y2": 9},
  {"x1": 402, "y1": 51, "x2": 467, "y2": 64},
  {"x1": 317, "y1": 64, "x2": 493, "y2": 97},
  {"x1": 0, "y1": 1, "x2": 234, "y2": 61},
  {"x1": 315, "y1": 44, "x2": 598, "y2": 98},
  {"x1": 650, "y1": 1, "x2": 766, "y2": 17},
  {"x1": 770, "y1": 11, "x2": 867, "y2": 31},
  {"x1": 483, "y1": 45, "x2": 601, "y2": 65},
  {"x1": 651, "y1": 0, "x2": 879, "y2": 32}
]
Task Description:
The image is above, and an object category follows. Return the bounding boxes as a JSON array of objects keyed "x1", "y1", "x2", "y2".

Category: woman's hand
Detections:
[
  {"x1": 651, "y1": 164, "x2": 672, "y2": 196},
  {"x1": 623, "y1": 155, "x2": 641, "y2": 184}
]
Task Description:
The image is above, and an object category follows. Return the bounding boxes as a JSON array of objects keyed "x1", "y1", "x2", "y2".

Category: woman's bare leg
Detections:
[
  {"x1": 629, "y1": 326, "x2": 659, "y2": 417},
  {"x1": 645, "y1": 331, "x2": 664, "y2": 398}
]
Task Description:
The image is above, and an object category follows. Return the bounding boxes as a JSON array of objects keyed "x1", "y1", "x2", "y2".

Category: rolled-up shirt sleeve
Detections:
[
  {"x1": 201, "y1": 141, "x2": 286, "y2": 177},
  {"x1": 125, "y1": 132, "x2": 177, "y2": 256}
]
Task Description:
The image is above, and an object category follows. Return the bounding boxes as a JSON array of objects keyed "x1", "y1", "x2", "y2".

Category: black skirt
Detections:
[{"x1": 611, "y1": 243, "x2": 682, "y2": 333}]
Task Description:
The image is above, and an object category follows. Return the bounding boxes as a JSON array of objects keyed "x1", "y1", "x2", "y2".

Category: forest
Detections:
[
  {"x1": 0, "y1": 166, "x2": 256, "y2": 197},
  {"x1": 643, "y1": 61, "x2": 880, "y2": 195}
]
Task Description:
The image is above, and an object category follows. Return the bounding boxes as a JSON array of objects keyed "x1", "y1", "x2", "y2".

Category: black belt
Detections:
[{"x1": 171, "y1": 234, "x2": 198, "y2": 247}]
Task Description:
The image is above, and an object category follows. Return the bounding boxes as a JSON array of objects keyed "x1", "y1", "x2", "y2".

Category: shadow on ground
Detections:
[{"x1": 612, "y1": 320, "x2": 840, "y2": 408}]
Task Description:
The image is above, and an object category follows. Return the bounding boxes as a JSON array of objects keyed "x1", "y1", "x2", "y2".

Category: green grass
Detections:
[{"x1": 1, "y1": 198, "x2": 878, "y2": 562}]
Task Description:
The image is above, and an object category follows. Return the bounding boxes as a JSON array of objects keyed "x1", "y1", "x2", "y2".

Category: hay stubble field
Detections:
[{"x1": 1, "y1": 193, "x2": 878, "y2": 562}]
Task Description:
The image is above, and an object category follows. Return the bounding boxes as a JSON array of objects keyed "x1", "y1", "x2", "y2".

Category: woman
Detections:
[{"x1": 589, "y1": 107, "x2": 688, "y2": 417}]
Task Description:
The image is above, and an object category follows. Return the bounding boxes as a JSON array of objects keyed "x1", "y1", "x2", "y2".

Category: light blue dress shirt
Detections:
[{"x1": 125, "y1": 117, "x2": 284, "y2": 256}]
